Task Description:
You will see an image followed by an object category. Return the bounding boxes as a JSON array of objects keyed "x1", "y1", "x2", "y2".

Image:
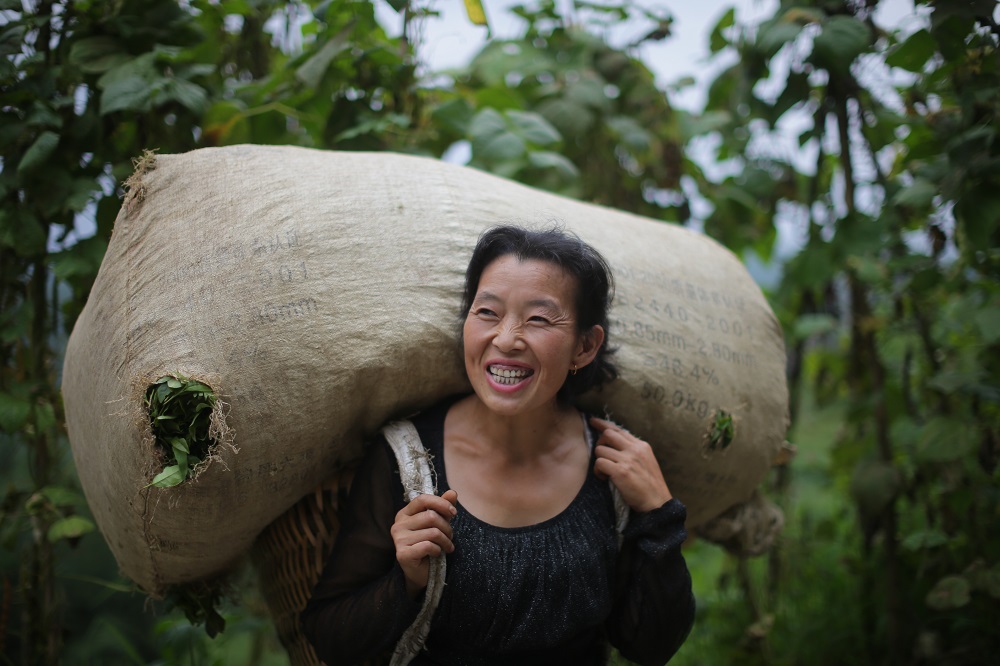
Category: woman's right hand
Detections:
[{"x1": 391, "y1": 489, "x2": 459, "y2": 599}]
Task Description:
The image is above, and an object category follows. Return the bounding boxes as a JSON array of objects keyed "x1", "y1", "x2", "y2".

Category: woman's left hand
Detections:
[{"x1": 591, "y1": 416, "x2": 673, "y2": 513}]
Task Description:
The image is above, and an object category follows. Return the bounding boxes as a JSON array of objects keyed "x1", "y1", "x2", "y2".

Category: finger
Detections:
[
  {"x1": 397, "y1": 541, "x2": 444, "y2": 563},
  {"x1": 393, "y1": 510, "x2": 454, "y2": 537},
  {"x1": 588, "y1": 416, "x2": 617, "y2": 432},
  {"x1": 400, "y1": 493, "x2": 458, "y2": 518},
  {"x1": 593, "y1": 457, "x2": 615, "y2": 481},
  {"x1": 441, "y1": 489, "x2": 459, "y2": 508},
  {"x1": 397, "y1": 527, "x2": 455, "y2": 553},
  {"x1": 594, "y1": 444, "x2": 624, "y2": 462},
  {"x1": 596, "y1": 430, "x2": 632, "y2": 452},
  {"x1": 590, "y1": 417, "x2": 631, "y2": 442}
]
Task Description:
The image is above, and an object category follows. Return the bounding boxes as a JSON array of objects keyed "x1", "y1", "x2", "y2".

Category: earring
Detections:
[{"x1": 570, "y1": 365, "x2": 578, "y2": 376}]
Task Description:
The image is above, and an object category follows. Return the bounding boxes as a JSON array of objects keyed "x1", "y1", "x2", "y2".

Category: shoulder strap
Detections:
[
  {"x1": 581, "y1": 414, "x2": 631, "y2": 544},
  {"x1": 381, "y1": 420, "x2": 445, "y2": 666}
]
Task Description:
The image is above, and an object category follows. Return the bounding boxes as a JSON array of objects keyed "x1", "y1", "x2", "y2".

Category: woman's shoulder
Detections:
[{"x1": 406, "y1": 393, "x2": 468, "y2": 441}]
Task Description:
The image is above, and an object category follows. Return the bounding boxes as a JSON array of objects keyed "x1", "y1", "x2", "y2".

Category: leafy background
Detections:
[{"x1": 1, "y1": 0, "x2": 998, "y2": 664}]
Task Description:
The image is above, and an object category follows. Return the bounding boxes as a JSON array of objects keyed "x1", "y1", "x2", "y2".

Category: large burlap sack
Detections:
[{"x1": 62, "y1": 145, "x2": 788, "y2": 596}]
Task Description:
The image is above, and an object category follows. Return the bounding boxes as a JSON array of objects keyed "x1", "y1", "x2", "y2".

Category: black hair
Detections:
[{"x1": 459, "y1": 225, "x2": 618, "y2": 403}]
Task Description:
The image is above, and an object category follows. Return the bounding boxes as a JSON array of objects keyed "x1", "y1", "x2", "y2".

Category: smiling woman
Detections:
[{"x1": 300, "y1": 226, "x2": 695, "y2": 665}]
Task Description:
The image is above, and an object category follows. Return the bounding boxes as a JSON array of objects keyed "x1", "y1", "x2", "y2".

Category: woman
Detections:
[{"x1": 302, "y1": 226, "x2": 694, "y2": 665}]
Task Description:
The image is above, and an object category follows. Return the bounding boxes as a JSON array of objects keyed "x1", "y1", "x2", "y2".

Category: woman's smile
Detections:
[{"x1": 485, "y1": 362, "x2": 535, "y2": 390}]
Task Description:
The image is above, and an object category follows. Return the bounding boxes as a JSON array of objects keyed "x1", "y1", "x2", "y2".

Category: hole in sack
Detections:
[
  {"x1": 145, "y1": 375, "x2": 219, "y2": 488},
  {"x1": 705, "y1": 409, "x2": 735, "y2": 453}
]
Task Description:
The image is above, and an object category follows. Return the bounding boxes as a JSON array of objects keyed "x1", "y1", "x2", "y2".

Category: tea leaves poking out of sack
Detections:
[{"x1": 145, "y1": 376, "x2": 216, "y2": 488}]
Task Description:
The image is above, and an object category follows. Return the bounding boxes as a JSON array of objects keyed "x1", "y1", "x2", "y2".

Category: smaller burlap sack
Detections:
[{"x1": 62, "y1": 145, "x2": 789, "y2": 596}]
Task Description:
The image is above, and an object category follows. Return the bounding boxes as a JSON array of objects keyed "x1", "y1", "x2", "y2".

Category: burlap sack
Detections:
[{"x1": 62, "y1": 145, "x2": 788, "y2": 596}]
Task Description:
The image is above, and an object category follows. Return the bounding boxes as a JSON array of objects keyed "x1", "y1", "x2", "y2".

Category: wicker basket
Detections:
[{"x1": 251, "y1": 466, "x2": 359, "y2": 666}]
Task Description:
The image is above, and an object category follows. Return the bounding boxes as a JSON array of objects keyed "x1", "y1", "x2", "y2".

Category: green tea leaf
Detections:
[
  {"x1": 170, "y1": 437, "x2": 190, "y2": 455},
  {"x1": 151, "y1": 465, "x2": 185, "y2": 488}
]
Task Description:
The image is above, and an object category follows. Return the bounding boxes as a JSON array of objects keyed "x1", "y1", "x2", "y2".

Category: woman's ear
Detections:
[{"x1": 575, "y1": 325, "x2": 605, "y2": 368}]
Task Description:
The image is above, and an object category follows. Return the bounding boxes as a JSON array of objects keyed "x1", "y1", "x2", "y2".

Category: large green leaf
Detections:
[
  {"x1": 17, "y1": 130, "x2": 59, "y2": 177},
  {"x1": 792, "y1": 314, "x2": 838, "y2": 340},
  {"x1": 69, "y1": 36, "x2": 129, "y2": 74},
  {"x1": 476, "y1": 132, "x2": 525, "y2": 162},
  {"x1": 676, "y1": 110, "x2": 731, "y2": 139},
  {"x1": 47, "y1": 516, "x2": 96, "y2": 543},
  {"x1": 564, "y1": 77, "x2": 611, "y2": 113},
  {"x1": 901, "y1": 529, "x2": 949, "y2": 551},
  {"x1": 849, "y1": 460, "x2": 901, "y2": 521},
  {"x1": 50, "y1": 236, "x2": 107, "y2": 281},
  {"x1": 607, "y1": 116, "x2": 653, "y2": 152},
  {"x1": 0, "y1": 209, "x2": 47, "y2": 257},
  {"x1": 913, "y1": 417, "x2": 977, "y2": 463},
  {"x1": 164, "y1": 78, "x2": 208, "y2": 114},
  {"x1": 811, "y1": 16, "x2": 871, "y2": 74},
  {"x1": 0, "y1": 391, "x2": 32, "y2": 432},
  {"x1": 506, "y1": 110, "x2": 561, "y2": 146},
  {"x1": 536, "y1": 98, "x2": 595, "y2": 136},
  {"x1": 430, "y1": 97, "x2": 473, "y2": 136},
  {"x1": 709, "y1": 7, "x2": 735, "y2": 54},
  {"x1": 756, "y1": 19, "x2": 803, "y2": 58},
  {"x1": 926, "y1": 575, "x2": 971, "y2": 610},
  {"x1": 527, "y1": 150, "x2": 579, "y2": 180},
  {"x1": 295, "y1": 25, "x2": 353, "y2": 89},
  {"x1": 886, "y1": 29, "x2": 936, "y2": 73},
  {"x1": 98, "y1": 54, "x2": 159, "y2": 114},
  {"x1": 468, "y1": 107, "x2": 506, "y2": 141},
  {"x1": 974, "y1": 306, "x2": 1000, "y2": 344}
]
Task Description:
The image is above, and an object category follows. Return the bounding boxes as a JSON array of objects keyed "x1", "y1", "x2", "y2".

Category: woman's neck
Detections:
[{"x1": 452, "y1": 394, "x2": 581, "y2": 464}]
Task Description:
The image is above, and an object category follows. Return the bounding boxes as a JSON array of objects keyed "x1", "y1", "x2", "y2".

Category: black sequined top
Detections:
[{"x1": 302, "y1": 397, "x2": 695, "y2": 666}]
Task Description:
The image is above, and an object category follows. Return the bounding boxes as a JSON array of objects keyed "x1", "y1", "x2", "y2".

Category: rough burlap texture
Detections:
[{"x1": 62, "y1": 145, "x2": 789, "y2": 597}]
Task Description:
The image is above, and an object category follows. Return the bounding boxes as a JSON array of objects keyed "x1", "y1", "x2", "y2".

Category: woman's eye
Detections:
[
  {"x1": 528, "y1": 315, "x2": 550, "y2": 324},
  {"x1": 475, "y1": 308, "x2": 497, "y2": 317}
]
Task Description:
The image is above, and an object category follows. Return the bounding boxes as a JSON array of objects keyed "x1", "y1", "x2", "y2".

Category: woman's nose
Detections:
[{"x1": 493, "y1": 319, "x2": 524, "y2": 352}]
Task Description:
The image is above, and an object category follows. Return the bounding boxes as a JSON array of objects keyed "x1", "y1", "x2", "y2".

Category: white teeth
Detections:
[{"x1": 489, "y1": 365, "x2": 531, "y2": 384}]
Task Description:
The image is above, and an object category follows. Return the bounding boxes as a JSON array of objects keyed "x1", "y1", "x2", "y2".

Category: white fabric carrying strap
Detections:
[
  {"x1": 382, "y1": 418, "x2": 631, "y2": 666},
  {"x1": 382, "y1": 420, "x2": 445, "y2": 666}
]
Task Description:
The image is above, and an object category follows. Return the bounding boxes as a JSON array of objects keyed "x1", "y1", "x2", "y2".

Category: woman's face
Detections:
[{"x1": 463, "y1": 255, "x2": 603, "y2": 417}]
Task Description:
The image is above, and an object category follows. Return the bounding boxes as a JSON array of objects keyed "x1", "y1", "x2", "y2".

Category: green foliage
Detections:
[
  {"x1": 707, "y1": 410, "x2": 735, "y2": 452},
  {"x1": 685, "y1": 1, "x2": 1000, "y2": 663},
  {"x1": 144, "y1": 375, "x2": 217, "y2": 488},
  {"x1": 165, "y1": 579, "x2": 229, "y2": 639},
  {"x1": 430, "y1": 0, "x2": 687, "y2": 213}
]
